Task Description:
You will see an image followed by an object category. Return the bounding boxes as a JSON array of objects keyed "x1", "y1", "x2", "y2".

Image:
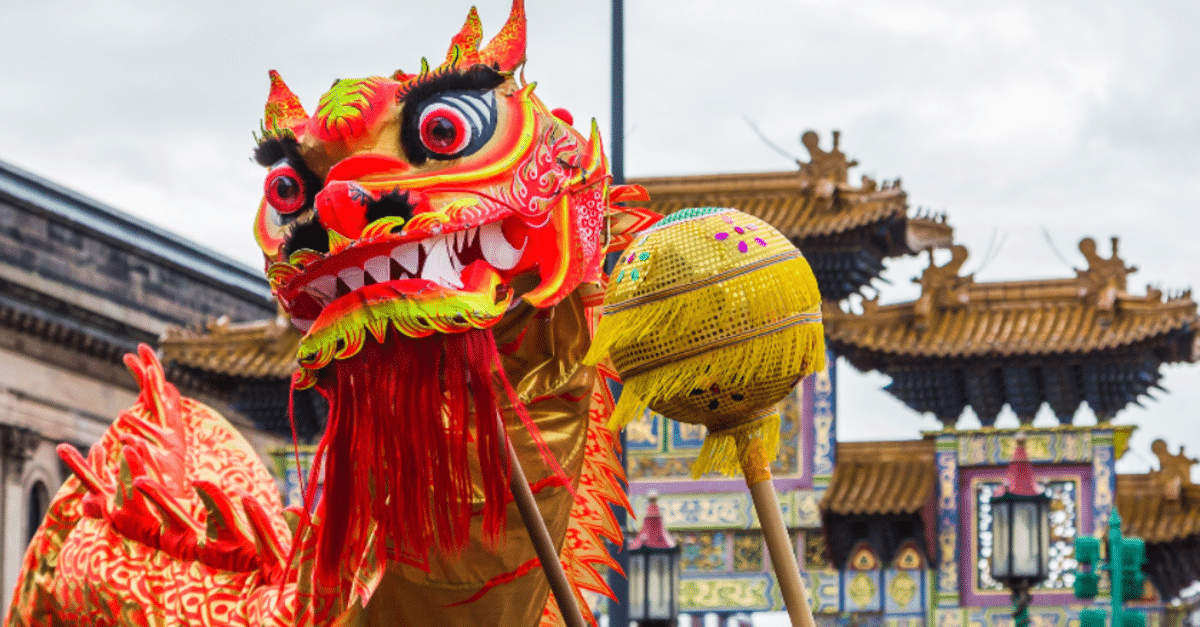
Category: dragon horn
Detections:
[
  {"x1": 479, "y1": 0, "x2": 526, "y2": 71},
  {"x1": 263, "y1": 70, "x2": 309, "y2": 137},
  {"x1": 445, "y1": 6, "x2": 484, "y2": 65}
]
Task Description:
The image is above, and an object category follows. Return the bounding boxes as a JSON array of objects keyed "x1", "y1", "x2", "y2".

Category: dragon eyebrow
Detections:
[
  {"x1": 254, "y1": 136, "x2": 291, "y2": 167},
  {"x1": 398, "y1": 64, "x2": 506, "y2": 110},
  {"x1": 254, "y1": 137, "x2": 315, "y2": 179}
]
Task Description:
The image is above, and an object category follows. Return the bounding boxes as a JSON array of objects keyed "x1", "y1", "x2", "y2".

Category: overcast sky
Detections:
[{"x1": 2, "y1": 0, "x2": 1197, "y2": 477}]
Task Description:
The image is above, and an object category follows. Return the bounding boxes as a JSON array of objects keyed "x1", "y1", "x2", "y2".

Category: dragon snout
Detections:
[
  {"x1": 316, "y1": 182, "x2": 427, "y2": 241},
  {"x1": 316, "y1": 181, "x2": 370, "y2": 240}
]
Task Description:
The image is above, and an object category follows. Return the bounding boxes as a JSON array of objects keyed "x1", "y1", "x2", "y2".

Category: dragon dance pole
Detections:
[
  {"x1": 507, "y1": 437, "x2": 589, "y2": 627},
  {"x1": 741, "y1": 432, "x2": 816, "y2": 627}
]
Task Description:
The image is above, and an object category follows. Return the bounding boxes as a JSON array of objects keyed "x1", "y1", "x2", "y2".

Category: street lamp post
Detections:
[
  {"x1": 627, "y1": 493, "x2": 681, "y2": 627},
  {"x1": 990, "y1": 434, "x2": 1052, "y2": 627}
]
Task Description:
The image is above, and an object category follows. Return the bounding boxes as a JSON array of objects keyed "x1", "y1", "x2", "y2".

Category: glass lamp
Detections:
[
  {"x1": 990, "y1": 434, "x2": 1051, "y2": 627},
  {"x1": 627, "y1": 492, "x2": 681, "y2": 626}
]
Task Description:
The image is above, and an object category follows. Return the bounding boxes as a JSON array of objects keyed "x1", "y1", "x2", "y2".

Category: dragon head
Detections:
[{"x1": 253, "y1": 0, "x2": 613, "y2": 387}]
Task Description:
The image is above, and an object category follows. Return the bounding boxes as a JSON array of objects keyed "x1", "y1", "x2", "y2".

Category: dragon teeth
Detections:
[
  {"x1": 363, "y1": 255, "x2": 391, "y2": 284},
  {"x1": 479, "y1": 222, "x2": 523, "y2": 271},
  {"x1": 302, "y1": 224, "x2": 508, "y2": 304},
  {"x1": 421, "y1": 236, "x2": 463, "y2": 289},
  {"x1": 307, "y1": 275, "x2": 337, "y2": 303},
  {"x1": 337, "y1": 268, "x2": 364, "y2": 294},
  {"x1": 391, "y1": 243, "x2": 419, "y2": 277},
  {"x1": 450, "y1": 226, "x2": 478, "y2": 272}
]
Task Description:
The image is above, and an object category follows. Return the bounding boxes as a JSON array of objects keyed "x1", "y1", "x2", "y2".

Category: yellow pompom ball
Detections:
[{"x1": 585, "y1": 207, "x2": 825, "y2": 477}]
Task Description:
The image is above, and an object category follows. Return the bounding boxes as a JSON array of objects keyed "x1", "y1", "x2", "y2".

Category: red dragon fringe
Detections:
[{"x1": 309, "y1": 329, "x2": 510, "y2": 585}]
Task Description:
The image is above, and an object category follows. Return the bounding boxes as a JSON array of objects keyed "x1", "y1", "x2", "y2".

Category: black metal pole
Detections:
[
  {"x1": 1011, "y1": 580, "x2": 1031, "y2": 627},
  {"x1": 611, "y1": 0, "x2": 625, "y2": 187},
  {"x1": 606, "y1": 2, "x2": 631, "y2": 626}
]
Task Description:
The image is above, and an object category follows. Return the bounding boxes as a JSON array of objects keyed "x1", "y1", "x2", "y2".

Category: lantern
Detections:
[
  {"x1": 990, "y1": 434, "x2": 1051, "y2": 627},
  {"x1": 627, "y1": 494, "x2": 681, "y2": 626}
]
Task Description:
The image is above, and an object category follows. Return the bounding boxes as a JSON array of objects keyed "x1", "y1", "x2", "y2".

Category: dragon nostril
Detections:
[
  {"x1": 365, "y1": 189, "x2": 420, "y2": 224},
  {"x1": 283, "y1": 220, "x2": 331, "y2": 257}
]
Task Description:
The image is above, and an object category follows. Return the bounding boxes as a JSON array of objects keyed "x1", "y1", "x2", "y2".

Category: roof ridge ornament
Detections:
[
  {"x1": 797, "y1": 129, "x2": 859, "y2": 185},
  {"x1": 1150, "y1": 438, "x2": 1196, "y2": 501},
  {"x1": 1077, "y1": 236, "x2": 1136, "y2": 313},
  {"x1": 912, "y1": 245, "x2": 972, "y2": 331}
]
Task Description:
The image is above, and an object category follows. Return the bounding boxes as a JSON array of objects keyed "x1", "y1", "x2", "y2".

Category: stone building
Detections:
[{"x1": 0, "y1": 159, "x2": 286, "y2": 610}]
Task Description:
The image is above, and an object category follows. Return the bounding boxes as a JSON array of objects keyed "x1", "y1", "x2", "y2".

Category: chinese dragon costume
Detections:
[{"x1": 5, "y1": 2, "x2": 662, "y2": 625}]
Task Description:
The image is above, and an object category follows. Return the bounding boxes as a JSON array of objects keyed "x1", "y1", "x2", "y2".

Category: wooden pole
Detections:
[
  {"x1": 507, "y1": 437, "x2": 589, "y2": 627},
  {"x1": 740, "y1": 436, "x2": 816, "y2": 627}
]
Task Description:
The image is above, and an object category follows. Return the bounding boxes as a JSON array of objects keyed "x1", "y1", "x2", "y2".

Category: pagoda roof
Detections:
[
  {"x1": 1118, "y1": 474, "x2": 1200, "y2": 544},
  {"x1": 819, "y1": 439, "x2": 936, "y2": 516},
  {"x1": 826, "y1": 239, "x2": 1198, "y2": 362},
  {"x1": 1116, "y1": 439, "x2": 1200, "y2": 601},
  {"x1": 627, "y1": 130, "x2": 953, "y2": 301},
  {"x1": 825, "y1": 238, "x2": 1198, "y2": 425},
  {"x1": 819, "y1": 439, "x2": 938, "y2": 569},
  {"x1": 628, "y1": 170, "x2": 950, "y2": 246},
  {"x1": 160, "y1": 313, "x2": 301, "y2": 381}
]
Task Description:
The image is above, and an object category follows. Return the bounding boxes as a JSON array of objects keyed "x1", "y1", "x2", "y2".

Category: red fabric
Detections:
[{"x1": 309, "y1": 330, "x2": 511, "y2": 584}]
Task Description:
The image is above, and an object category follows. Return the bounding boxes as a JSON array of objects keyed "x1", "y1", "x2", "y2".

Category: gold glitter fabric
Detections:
[{"x1": 585, "y1": 207, "x2": 825, "y2": 477}]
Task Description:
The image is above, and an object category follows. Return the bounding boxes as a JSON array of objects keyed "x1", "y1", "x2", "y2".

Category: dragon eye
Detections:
[
  {"x1": 419, "y1": 105, "x2": 471, "y2": 155},
  {"x1": 265, "y1": 164, "x2": 306, "y2": 214},
  {"x1": 408, "y1": 90, "x2": 497, "y2": 162}
]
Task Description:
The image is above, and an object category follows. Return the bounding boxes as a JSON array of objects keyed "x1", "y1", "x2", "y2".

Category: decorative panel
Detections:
[
  {"x1": 810, "y1": 353, "x2": 837, "y2": 482},
  {"x1": 935, "y1": 437, "x2": 960, "y2": 606},
  {"x1": 752, "y1": 489, "x2": 822, "y2": 529},
  {"x1": 630, "y1": 493, "x2": 750, "y2": 529},
  {"x1": 893, "y1": 542, "x2": 925, "y2": 570},
  {"x1": 805, "y1": 529, "x2": 831, "y2": 570},
  {"x1": 732, "y1": 531, "x2": 764, "y2": 572},
  {"x1": 804, "y1": 569, "x2": 842, "y2": 614},
  {"x1": 791, "y1": 489, "x2": 824, "y2": 528},
  {"x1": 268, "y1": 446, "x2": 320, "y2": 508},
  {"x1": 885, "y1": 618, "x2": 925, "y2": 627},
  {"x1": 680, "y1": 531, "x2": 729, "y2": 573},
  {"x1": 671, "y1": 420, "x2": 706, "y2": 450},
  {"x1": 934, "y1": 608, "x2": 966, "y2": 627},
  {"x1": 624, "y1": 409, "x2": 661, "y2": 452},
  {"x1": 1092, "y1": 429, "x2": 1115, "y2": 532},
  {"x1": 884, "y1": 569, "x2": 924, "y2": 614},
  {"x1": 774, "y1": 381, "x2": 804, "y2": 476},
  {"x1": 956, "y1": 429, "x2": 1094, "y2": 467},
  {"x1": 843, "y1": 570, "x2": 883, "y2": 612},
  {"x1": 679, "y1": 575, "x2": 772, "y2": 612},
  {"x1": 848, "y1": 543, "x2": 881, "y2": 571},
  {"x1": 627, "y1": 376, "x2": 808, "y2": 480}
]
